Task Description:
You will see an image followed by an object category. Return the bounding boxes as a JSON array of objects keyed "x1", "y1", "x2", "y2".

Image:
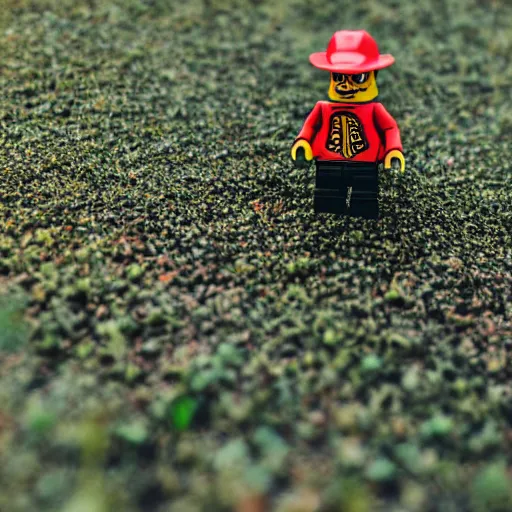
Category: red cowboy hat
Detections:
[{"x1": 309, "y1": 30, "x2": 395, "y2": 74}]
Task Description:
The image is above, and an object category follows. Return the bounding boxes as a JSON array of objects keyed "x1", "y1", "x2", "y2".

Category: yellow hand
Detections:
[
  {"x1": 384, "y1": 149, "x2": 405, "y2": 172},
  {"x1": 291, "y1": 139, "x2": 313, "y2": 161}
]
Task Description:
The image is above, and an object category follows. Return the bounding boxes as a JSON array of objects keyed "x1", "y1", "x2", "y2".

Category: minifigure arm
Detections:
[
  {"x1": 295, "y1": 102, "x2": 323, "y2": 144},
  {"x1": 373, "y1": 103, "x2": 405, "y2": 171},
  {"x1": 291, "y1": 102, "x2": 322, "y2": 167}
]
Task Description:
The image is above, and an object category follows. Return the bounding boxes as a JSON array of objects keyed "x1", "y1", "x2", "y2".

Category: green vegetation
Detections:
[
  {"x1": 0, "y1": 0, "x2": 511, "y2": 510},
  {"x1": 0, "y1": 292, "x2": 30, "y2": 352}
]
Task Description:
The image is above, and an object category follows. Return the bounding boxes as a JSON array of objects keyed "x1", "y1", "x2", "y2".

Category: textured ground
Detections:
[{"x1": 0, "y1": 0, "x2": 511, "y2": 511}]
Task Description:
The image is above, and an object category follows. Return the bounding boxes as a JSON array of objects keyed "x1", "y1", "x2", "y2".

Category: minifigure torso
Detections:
[{"x1": 296, "y1": 101, "x2": 402, "y2": 163}]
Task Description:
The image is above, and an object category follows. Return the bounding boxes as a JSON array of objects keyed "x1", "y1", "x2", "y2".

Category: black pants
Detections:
[{"x1": 314, "y1": 160, "x2": 379, "y2": 219}]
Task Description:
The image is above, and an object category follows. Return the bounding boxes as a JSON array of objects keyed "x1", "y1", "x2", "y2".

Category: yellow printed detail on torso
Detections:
[{"x1": 327, "y1": 111, "x2": 368, "y2": 159}]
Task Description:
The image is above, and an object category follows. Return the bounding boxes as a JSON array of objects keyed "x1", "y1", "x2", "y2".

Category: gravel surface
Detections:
[{"x1": 0, "y1": 1, "x2": 511, "y2": 511}]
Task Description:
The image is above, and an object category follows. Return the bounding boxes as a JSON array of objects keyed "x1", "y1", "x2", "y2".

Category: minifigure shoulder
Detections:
[
  {"x1": 313, "y1": 100, "x2": 328, "y2": 111},
  {"x1": 372, "y1": 102, "x2": 397, "y2": 127},
  {"x1": 371, "y1": 101, "x2": 386, "y2": 114},
  {"x1": 304, "y1": 101, "x2": 325, "y2": 122}
]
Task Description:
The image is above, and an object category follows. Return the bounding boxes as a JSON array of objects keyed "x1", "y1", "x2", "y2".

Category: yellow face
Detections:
[{"x1": 328, "y1": 71, "x2": 378, "y2": 102}]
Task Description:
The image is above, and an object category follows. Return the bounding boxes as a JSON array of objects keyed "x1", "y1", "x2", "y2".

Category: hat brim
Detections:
[{"x1": 309, "y1": 52, "x2": 395, "y2": 73}]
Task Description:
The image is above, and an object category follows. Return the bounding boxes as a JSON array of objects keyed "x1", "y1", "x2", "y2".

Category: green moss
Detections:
[
  {"x1": 0, "y1": 292, "x2": 30, "y2": 353},
  {"x1": 0, "y1": 0, "x2": 511, "y2": 510}
]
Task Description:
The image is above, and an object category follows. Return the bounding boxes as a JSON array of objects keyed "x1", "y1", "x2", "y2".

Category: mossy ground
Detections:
[{"x1": 0, "y1": 1, "x2": 511, "y2": 511}]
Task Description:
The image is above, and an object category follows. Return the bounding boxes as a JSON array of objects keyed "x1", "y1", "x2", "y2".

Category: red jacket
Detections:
[{"x1": 295, "y1": 101, "x2": 402, "y2": 162}]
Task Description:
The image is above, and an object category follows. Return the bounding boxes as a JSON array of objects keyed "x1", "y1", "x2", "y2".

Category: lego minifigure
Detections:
[{"x1": 291, "y1": 30, "x2": 405, "y2": 219}]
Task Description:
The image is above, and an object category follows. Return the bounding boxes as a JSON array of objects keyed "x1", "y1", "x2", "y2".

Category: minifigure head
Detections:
[
  {"x1": 309, "y1": 30, "x2": 395, "y2": 103},
  {"x1": 328, "y1": 70, "x2": 378, "y2": 102}
]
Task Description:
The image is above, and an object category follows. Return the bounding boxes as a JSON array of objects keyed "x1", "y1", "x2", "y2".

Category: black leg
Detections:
[
  {"x1": 314, "y1": 161, "x2": 348, "y2": 215},
  {"x1": 349, "y1": 165, "x2": 379, "y2": 219}
]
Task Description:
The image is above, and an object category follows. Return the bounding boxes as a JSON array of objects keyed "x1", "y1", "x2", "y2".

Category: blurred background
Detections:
[{"x1": 0, "y1": 1, "x2": 511, "y2": 511}]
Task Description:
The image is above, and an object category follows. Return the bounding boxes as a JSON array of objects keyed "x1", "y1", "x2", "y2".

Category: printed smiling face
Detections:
[{"x1": 328, "y1": 71, "x2": 378, "y2": 102}]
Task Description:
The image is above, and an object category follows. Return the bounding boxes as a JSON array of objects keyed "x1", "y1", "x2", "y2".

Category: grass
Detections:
[{"x1": 0, "y1": 0, "x2": 511, "y2": 510}]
